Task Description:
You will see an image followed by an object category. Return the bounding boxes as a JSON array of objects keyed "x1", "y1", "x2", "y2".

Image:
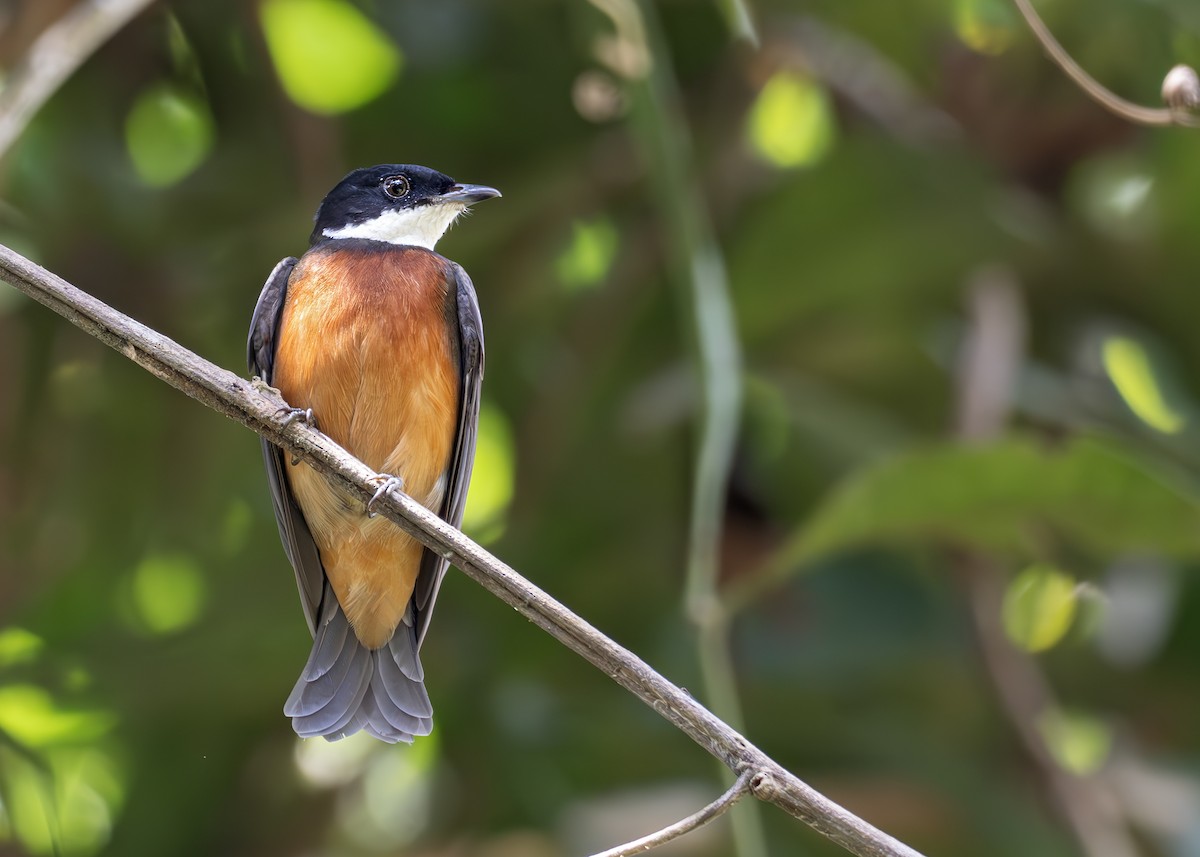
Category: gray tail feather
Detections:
[{"x1": 284, "y1": 585, "x2": 433, "y2": 744}]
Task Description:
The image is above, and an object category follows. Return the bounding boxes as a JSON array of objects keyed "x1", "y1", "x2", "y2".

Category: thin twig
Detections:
[
  {"x1": 0, "y1": 0, "x2": 157, "y2": 160},
  {"x1": 0, "y1": 244, "x2": 926, "y2": 857},
  {"x1": 588, "y1": 771, "x2": 754, "y2": 857},
  {"x1": 1007, "y1": 0, "x2": 1200, "y2": 128}
]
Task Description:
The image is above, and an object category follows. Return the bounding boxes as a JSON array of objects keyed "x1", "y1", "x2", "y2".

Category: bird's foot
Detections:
[
  {"x1": 276, "y1": 405, "x2": 315, "y2": 429},
  {"x1": 252, "y1": 378, "x2": 318, "y2": 464},
  {"x1": 276, "y1": 405, "x2": 317, "y2": 465},
  {"x1": 366, "y1": 474, "x2": 405, "y2": 518}
]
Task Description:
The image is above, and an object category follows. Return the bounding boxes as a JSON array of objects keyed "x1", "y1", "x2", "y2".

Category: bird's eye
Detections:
[{"x1": 382, "y1": 175, "x2": 410, "y2": 198}]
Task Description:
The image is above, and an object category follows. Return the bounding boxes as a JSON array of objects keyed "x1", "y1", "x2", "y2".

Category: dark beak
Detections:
[{"x1": 440, "y1": 183, "x2": 502, "y2": 205}]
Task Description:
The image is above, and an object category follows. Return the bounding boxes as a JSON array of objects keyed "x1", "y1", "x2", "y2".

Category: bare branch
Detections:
[
  {"x1": 1007, "y1": 0, "x2": 1200, "y2": 128},
  {"x1": 588, "y1": 771, "x2": 753, "y2": 857},
  {"x1": 0, "y1": 0, "x2": 157, "y2": 160},
  {"x1": 0, "y1": 243, "x2": 927, "y2": 857}
]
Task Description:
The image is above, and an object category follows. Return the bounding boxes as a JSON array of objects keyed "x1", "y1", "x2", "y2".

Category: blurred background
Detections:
[{"x1": 1, "y1": 0, "x2": 1200, "y2": 855}]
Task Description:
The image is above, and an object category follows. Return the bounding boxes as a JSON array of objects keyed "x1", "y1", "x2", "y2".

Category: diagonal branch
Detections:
[
  {"x1": 588, "y1": 771, "x2": 753, "y2": 857},
  {"x1": 0, "y1": 242, "x2": 925, "y2": 857}
]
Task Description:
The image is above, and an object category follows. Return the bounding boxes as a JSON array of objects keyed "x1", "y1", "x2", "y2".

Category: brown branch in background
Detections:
[
  {"x1": 588, "y1": 771, "x2": 753, "y2": 857},
  {"x1": 954, "y1": 269, "x2": 1142, "y2": 857},
  {"x1": 0, "y1": 243, "x2": 927, "y2": 857},
  {"x1": 1007, "y1": 0, "x2": 1200, "y2": 128},
  {"x1": 967, "y1": 567, "x2": 1142, "y2": 857},
  {"x1": 771, "y1": 18, "x2": 960, "y2": 146},
  {"x1": 0, "y1": 0, "x2": 157, "y2": 160}
]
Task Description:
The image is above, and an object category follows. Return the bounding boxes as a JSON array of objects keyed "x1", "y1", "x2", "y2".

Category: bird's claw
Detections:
[
  {"x1": 275, "y1": 405, "x2": 315, "y2": 429},
  {"x1": 366, "y1": 474, "x2": 405, "y2": 518}
]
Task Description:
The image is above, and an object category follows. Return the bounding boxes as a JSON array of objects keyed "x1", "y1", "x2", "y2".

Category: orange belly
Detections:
[{"x1": 271, "y1": 245, "x2": 459, "y2": 649}]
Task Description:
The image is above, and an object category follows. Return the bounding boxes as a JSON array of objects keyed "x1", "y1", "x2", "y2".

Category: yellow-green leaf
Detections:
[
  {"x1": 129, "y1": 553, "x2": 207, "y2": 635},
  {"x1": 557, "y1": 218, "x2": 619, "y2": 292},
  {"x1": 953, "y1": 0, "x2": 1015, "y2": 55},
  {"x1": 0, "y1": 627, "x2": 43, "y2": 667},
  {"x1": 259, "y1": 0, "x2": 401, "y2": 115},
  {"x1": 1039, "y1": 708, "x2": 1112, "y2": 775},
  {"x1": 1003, "y1": 565, "x2": 1078, "y2": 653},
  {"x1": 125, "y1": 84, "x2": 214, "y2": 187},
  {"x1": 462, "y1": 403, "x2": 516, "y2": 542},
  {"x1": 0, "y1": 685, "x2": 116, "y2": 747},
  {"x1": 747, "y1": 72, "x2": 835, "y2": 169},
  {"x1": 1103, "y1": 336, "x2": 1185, "y2": 434}
]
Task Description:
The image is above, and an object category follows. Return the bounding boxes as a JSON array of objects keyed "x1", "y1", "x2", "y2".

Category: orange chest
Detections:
[{"x1": 270, "y1": 245, "x2": 461, "y2": 478}]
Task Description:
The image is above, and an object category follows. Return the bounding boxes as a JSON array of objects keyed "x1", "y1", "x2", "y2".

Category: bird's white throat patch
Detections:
[{"x1": 322, "y1": 202, "x2": 467, "y2": 250}]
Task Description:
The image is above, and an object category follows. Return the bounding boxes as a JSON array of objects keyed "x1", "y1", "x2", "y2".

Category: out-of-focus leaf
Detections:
[
  {"x1": 0, "y1": 745, "x2": 124, "y2": 857},
  {"x1": 953, "y1": 0, "x2": 1015, "y2": 55},
  {"x1": 746, "y1": 72, "x2": 835, "y2": 168},
  {"x1": 1038, "y1": 708, "x2": 1112, "y2": 775},
  {"x1": 0, "y1": 627, "x2": 42, "y2": 667},
  {"x1": 462, "y1": 403, "x2": 515, "y2": 542},
  {"x1": 1068, "y1": 154, "x2": 1156, "y2": 241},
  {"x1": 124, "y1": 84, "x2": 214, "y2": 187},
  {"x1": 1002, "y1": 565, "x2": 1078, "y2": 652},
  {"x1": 259, "y1": 0, "x2": 401, "y2": 115},
  {"x1": 1102, "y1": 336, "x2": 1185, "y2": 434},
  {"x1": 127, "y1": 553, "x2": 207, "y2": 635},
  {"x1": 773, "y1": 436, "x2": 1200, "y2": 571},
  {"x1": 557, "y1": 218, "x2": 618, "y2": 292},
  {"x1": 0, "y1": 686, "x2": 115, "y2": 748}
]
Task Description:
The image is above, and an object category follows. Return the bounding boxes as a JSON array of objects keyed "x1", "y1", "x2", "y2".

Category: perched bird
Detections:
[{"x1": 247, "y1": 164, "x2": 499, "y2": 743}]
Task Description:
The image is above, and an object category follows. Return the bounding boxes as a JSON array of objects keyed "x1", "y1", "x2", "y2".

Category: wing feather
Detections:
[
  {"x1": 412, "y1": 262, "x2": 484, "y2": 646},
  {"x1": 248, "y1": 256, "x2": 326, "y2": 636}
]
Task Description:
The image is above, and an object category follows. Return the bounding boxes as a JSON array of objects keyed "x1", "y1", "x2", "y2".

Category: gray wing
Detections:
[
  {"x1": 248, "y1": 256, "x2": 326, "y2": 636},
  {"x1": 412, "y1": 262, "x2": 485, "y2": 647}
]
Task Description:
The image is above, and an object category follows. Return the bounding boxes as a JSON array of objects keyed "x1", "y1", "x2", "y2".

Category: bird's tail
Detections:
[{"x1": 284, "y1": 583, "x2": 433, "y2": 744}]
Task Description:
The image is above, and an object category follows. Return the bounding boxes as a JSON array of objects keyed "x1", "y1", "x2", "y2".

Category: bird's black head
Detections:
[{"x1": 311, "y1": 164, "x2": 500, "y2": 249}]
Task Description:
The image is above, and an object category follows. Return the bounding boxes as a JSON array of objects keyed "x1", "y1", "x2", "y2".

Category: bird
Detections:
[{"x1": 247, "y1": 164, "x2": 499, "y2": 743}]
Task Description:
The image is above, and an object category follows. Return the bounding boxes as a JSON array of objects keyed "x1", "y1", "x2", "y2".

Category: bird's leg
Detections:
[{"x1": 365, "y1": 474, "x2": 405, "y2": 518}]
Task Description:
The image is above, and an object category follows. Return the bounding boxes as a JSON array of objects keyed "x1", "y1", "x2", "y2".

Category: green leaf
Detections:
[
  {"x1": 128, "y1": 553, "x2": 207, "y2": 635},
  {"x1": 556, "y1": 218, "x2": 619, "y2": 292},
  {"x1": 0, "y1": 627, "x2": 43, "y2": 667},
  {"x1": 1038, "y1": 708, "x2": 1112, "y2": 775},
  {"x1": 124, "y1": 83, "x2": 214, "y2": 188},
  {"x1": 462, "y1": 403, "x2": 516, "y2": 542},
  {"x1": 746, "y1": 72, "x2": 835, "y2": 169},
  {"x1": 1102, "y1": 336, "x2": 1185, "y2": 434},
  {"x1": 1002, "y1": 565, "x2": 1077, "y2": 652},
  {"x1": 259, "y1": 0, "x2": 401, "y2": 115},
  {"x1": 953, "y1": 0, "x2": 1015, "y2": 55},
  {"x1": 775, "y1": 436, "x2": 1200, "y2": 570},
  {"x1": 0, "y1": 686, "x2": 115, "y2": 748}
]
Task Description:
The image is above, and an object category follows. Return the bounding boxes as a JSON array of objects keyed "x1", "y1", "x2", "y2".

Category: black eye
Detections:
[{"x1": 382, "y1": 175, "x2": 410, "y2": 198}]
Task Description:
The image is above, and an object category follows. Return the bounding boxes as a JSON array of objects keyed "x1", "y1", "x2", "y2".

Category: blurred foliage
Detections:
[{"x1": 0, "y1": 1, "x2": 1199, "y2": 856}]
